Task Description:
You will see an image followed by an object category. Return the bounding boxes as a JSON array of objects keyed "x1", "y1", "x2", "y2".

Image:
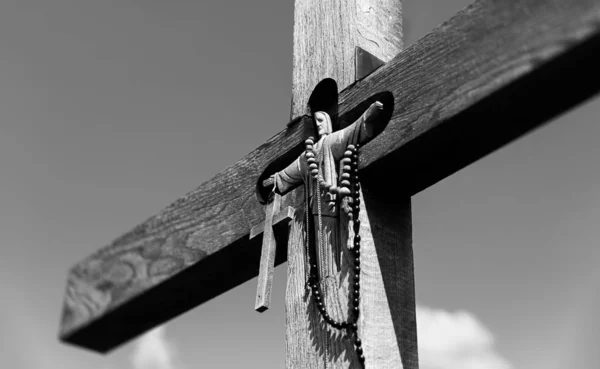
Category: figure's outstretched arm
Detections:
[
  {"x1": 329, "y1": 101, "x2": 384, "y2": 160},
  {"x1": 262, "y1": 154, "x2": 306, "y2": 197}
]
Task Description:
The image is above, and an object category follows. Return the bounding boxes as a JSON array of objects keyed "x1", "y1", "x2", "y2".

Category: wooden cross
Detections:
[
  {"x1": 250, "y1": 191, "x2": 294, "y2": 312},
  {"x1": 58, "y1": 0, "x2": 600, "y2": 367}
]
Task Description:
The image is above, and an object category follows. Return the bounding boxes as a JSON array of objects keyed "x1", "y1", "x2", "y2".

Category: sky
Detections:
[{"x1": 0, "y1": 0, "x2": 599, "y2": 368}]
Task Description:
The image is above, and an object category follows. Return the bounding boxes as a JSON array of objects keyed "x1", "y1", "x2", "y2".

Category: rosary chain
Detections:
[{"x1": 304, "y1": 138, "x2": 365, "y2": 367}]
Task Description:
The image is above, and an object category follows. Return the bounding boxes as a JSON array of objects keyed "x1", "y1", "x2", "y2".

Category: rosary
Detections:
[{"x1": 304, "y1": 136, "x2": 365, "y2": 368}]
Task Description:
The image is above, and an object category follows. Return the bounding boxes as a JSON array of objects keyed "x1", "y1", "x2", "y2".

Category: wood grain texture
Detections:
[
  {"x1": 359, "y1": 186, "x2": 417, "y2": 369},
  {"x1": 59, "y1": 117, "x2": 310, "y2": 352},
  {"x1": 250, "y1": 206, "x2": 295, "y2": 239},
  {"x1": 291, "y1": 0, "x2": 402, "y2": 117},
  {"x1": 60, "y1": 0, "x2": 600, "y2": 352},
  {"x1": 284, "y1": 188, "x2": 415, "y2": 369},
  {"x1": 286, "y1": 0, "x2": 409, "y2": 368}
]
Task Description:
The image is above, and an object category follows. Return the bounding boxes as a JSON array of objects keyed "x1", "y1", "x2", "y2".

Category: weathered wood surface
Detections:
[
  {"x1": 285, "y1": 188, "x2": 416, "y2": 368},
  {"x1": 60, "y1": 0, "x2": 600, "y2": 352},
  {"x1": 291, "y1": 0, "x2": 403, "y2": 117},
  {"x1": 285, "y1": 0, "x2": 411, "y2": 368},
  {"x1": 250, "y1": 206, "x2": 295, "y2": 239}
]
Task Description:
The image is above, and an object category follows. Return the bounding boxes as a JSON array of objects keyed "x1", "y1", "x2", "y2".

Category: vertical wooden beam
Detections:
[
  {"x1": 290, "y1": 0, "x2": 403, "y2": 118},
  {"x1": 286, "y1": 1, "x2": 416, "y2": 368}
]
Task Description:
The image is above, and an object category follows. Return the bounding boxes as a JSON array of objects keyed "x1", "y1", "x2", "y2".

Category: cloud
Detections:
[
  {"x1": 131, "y1": 326, "x2": 180, "y2": 369},
  {"x1": 417, "y1": 305, "x2": 513, "y2": 369},
  {"x1": 125, "y1": 306, "x2": 509, "y2": 369}
]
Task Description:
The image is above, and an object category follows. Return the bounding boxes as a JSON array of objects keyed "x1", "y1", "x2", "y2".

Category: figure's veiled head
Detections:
[
  {"x1": 314, "y1": 111, "x2": 332, "y2": 138},
  {"x1": 308, "y1": 78, "x2": 338, "y2": 136}
]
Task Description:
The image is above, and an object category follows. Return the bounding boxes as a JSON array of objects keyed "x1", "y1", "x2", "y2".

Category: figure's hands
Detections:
[
  {"x1": 361, "y1": 101, "x2": 384, "y2": 138},
  {"x1": 262, "y1": 175, "x2": 275, "y2": 194},
  {"x1": 364, "y1": 101, "x2": 383, "y2": 122}
]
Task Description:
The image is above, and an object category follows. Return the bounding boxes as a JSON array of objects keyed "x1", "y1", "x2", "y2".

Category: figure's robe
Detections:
[{"x1": 273, "y1": 115, "x2": 375, "y2": 355}]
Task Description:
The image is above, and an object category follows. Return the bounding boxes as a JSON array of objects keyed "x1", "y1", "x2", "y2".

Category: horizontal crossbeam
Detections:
[{"x1": 60, "y1": 0, "x2": 600, "y2": 352}]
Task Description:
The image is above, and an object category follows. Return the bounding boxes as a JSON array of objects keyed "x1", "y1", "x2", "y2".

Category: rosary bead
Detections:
[
  {"x1": 354, "y1": 273, "x2": 360, "y2": 282},
  {"x1": 353, "y1": 306, "x2": 359, "y2": 315},
  {"x1": 356, "y1": 346, "x2": 363, "y2": 355},
  {"x1": 324, "y1": 313, "x2": 330, "y2": 321},
  {"x1": 305, "y1": 151, "x2": 315, "y2": 158},
  {"x1": 355, "y1": 258, "x2": 360, "y2": 265},
  {"x1": 354, "y1": 266, "x2": 361, "y2": 273},
  {"x1": 317, "y1": 301, "x2": 323, "y2": 309},
  {"x1": 354, "y1": 234, "x2": 361, "y2": 242},
  {"x1": 344, "y1": 150, "x2": 353, "y2": 157},
  {"x1": 313, "y1": 289, "x2": 320, "y2": 296},
  {"x1": 352, "y1": 153, "x2": 359, "y2": 160},
  {"x1": 341, "y1": 172, "x2": 351, "y2": 180},
  {"x1": 341, "y1": 157, "x2": 351, "y2": 165},
  {"x1": 354, "y1": 220, "x2": 361, "y2": 228},
  {"x1": 358, "y1": 354, "x2": 365, "y2": 363},
  {"x1": 351, "y1": 323, "x2": 358, "y2": 332},
  {"x1": 306, "y1": 137, "x2": 315, "y2": 143},
  {"x1": 329, "y1": 185, "x2": 338, "y2": 194},
  {"x1": 309, "y1": 163, "x2": 318, "y2": 170},
  {"x1": 337, "y1": 187, "x2": 351, "y2": 197},
  {"x1": 311, "y1": 169, "x2": 319, "y2": 176},
  {"x1": 354, "y1": 281, "x2": 360, "y2": 288},
  {"x1": 353, "y1": 298, "x2": 359, "y2": 307},
  {"x1": 342, "y1": 165, "x2": 352, "y2": 172},
  {"x1": 340, "y1": 179, "x2": 351, "y2": 187},
  {"x1": 347, "y1": 144, "x2": 356, "y2": 151}
]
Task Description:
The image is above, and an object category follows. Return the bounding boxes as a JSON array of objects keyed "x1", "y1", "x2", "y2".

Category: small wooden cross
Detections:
[{"x1": 249, "y1": 190, "x2": 294, "y2": 312}]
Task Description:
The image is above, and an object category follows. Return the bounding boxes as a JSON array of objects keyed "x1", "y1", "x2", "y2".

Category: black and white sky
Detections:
[{"x1": 1, "y1": 1, "x2": 599, "y2": 368}]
